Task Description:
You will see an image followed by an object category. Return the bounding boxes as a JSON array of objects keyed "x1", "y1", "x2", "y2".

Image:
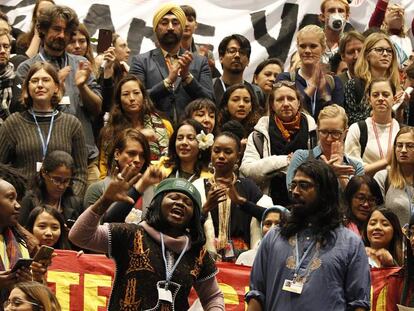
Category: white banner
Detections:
[{"x1": 2, "y1": 0, "x2": 414, "y2": 79}]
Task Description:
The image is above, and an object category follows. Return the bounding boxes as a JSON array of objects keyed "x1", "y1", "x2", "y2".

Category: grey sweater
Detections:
[{"x1": 0, "y1": 111, "x2": 87, "y2": 196}]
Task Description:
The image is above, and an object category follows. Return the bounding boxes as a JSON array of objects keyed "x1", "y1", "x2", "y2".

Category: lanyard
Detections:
[
  {"x1": 294, "y1": 234, "x2": 316, "y2": 277},
  {"x1": 30, "y1": 110, "x2": 56, "y2": 159},
  {"x1": 175, "y1": 170, "x2": 196, "y2": 182},
  {"x1": 372, "y1": 119, "x2": 394, "y2": 159},
  {"x1": 219, "y1": 78, "x2": 227, "y2": 92},
  {"x1": 160, "y1": 233, "x2": 189, "y2": 283},
  {"x1": 39, "y1": 52, "x2": 68, "y2": 69}
]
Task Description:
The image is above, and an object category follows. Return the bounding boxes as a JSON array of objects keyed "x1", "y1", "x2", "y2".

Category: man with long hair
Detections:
[{"x1": 246, "y1": 160, "x2": 370, "y2": 310}]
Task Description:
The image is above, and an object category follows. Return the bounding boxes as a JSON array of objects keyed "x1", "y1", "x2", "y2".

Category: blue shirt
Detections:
[{"x1": 246, "y1": 226, "x2": 371, "y2": 311}]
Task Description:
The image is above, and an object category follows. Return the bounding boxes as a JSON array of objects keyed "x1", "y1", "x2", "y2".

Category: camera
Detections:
[{"x1": 328, "y1": 13, "x2": 345, "y2": 31}]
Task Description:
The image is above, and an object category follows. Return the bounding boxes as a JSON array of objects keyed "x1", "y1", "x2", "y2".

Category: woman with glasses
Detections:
[
  {"x1": 19, "y1": 150, "x2": 82, "y2": 228},
  {"x1": 0, "y1": 62, "x2": 87, "y2": 197},
  {"x1": 4, "y1": 281, "x2": 61, "y2": 311},
  {"x1": 240, "y1": 81, "x2": 316, "y2": 206},
  {"x1": 345, "y1": 78, "x2": 400, "y2": 175},
  {"x1": 369, "y1": 1, "x2": 412, "y2": 67},
  {"x1": 287, "y1": 104, "x2": 364, "y2": 190},
  {"x1": 343, "y1": 32, "x2": 401, "y2": 126},
  {"x1": 343, "y1": 175, "x2": 384, "y2": 236},
  {"x1": 374, "y1": 126, "x2": 414, "y2": 226},
  {"x1": 276, "y1": 25, "x2": 344, "y2": 120},
  {"x1": 363, "y1": 206, "x2": 403, "y2": 268}
]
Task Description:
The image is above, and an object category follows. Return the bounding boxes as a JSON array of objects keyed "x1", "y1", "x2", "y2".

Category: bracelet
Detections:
[{"x1": 164, "y1": 78, "x2": 174, "y2": 91}]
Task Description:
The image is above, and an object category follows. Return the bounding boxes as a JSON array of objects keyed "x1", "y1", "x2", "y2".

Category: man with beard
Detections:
[
  {"x1": 0, "y1": 30, "x2": 17, "y2": 122},
  {"x1": 16, "y1": 5, "x2": 102, "y2": 191},
  {"x1": 246, "y1": 160, "x2": 370, "y2": 311},
  {"x1": 214, "y1": 34, "x2": 264, "y2": 109},
  {"x1": 129, "y1": 3, "x2": 214, "y2": 125}
]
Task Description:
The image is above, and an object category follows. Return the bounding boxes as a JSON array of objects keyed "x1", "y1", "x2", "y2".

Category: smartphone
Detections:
[
  {"x1": 11, "y1": 258, "x2": 33, "y2": 272},
  {"x1": 97, "y1": 29, "x2": 113, "y2": 54},
  {"x1": 33, "y1": 245, "x2": 54, "y2": 262}
]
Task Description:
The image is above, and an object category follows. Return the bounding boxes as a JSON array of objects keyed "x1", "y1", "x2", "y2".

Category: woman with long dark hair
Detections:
[
  {"x1": 157, "y1": 119, "x2": 211, "y2": 182},
  {"x1": 343, "y1": 175, "x2": 384, "y2": 236},
  {"x1": 69, "y1": 172, "x2": 224, "y2": 310},
  {"x1": 217, "y1": 83, "x2": 261, "y2": 134},
  {"x1": 98, "y1": 75, "x2": 172, "y2": 178},
  {"x1": 26, "y1": 205, "x2": 71, "y2": 250},
  {"x1": 363, "y1": 206, "x2": 403, "y2": 267},
  {"x1": 19, "y1": 150, "x2": 82, "y2": 228}
]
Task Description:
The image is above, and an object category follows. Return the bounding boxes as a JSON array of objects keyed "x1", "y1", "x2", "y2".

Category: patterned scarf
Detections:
[
  {"x1": 143, "y1": 113, "x2": 169, "y2": 160},
  {"x1": 274, "y1": 113, "x2": 301, "y2": 142},
  {"x1": 0, "y1": 228, "x2": 23, "y2": 271},
  {"x1": 0, "y1": 63, "x2": 15, "y2": 121}
]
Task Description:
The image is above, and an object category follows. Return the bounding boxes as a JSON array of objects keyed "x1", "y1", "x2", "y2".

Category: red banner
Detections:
[
  {"x1": 47, "y1": 250, "x2": 250, "y2": 311},
  {"x1": 47, "y1": 250, "x2": 406, "y2": 311}
]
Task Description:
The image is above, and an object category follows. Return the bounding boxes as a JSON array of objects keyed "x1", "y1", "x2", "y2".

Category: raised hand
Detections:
[
  {"x1": 58, "y1": 66, "x2": 71, "y2": 85},
  {"x1": 75, "y1": 61, "x2": 92, "y2": 87},
  {"x1": 178, "y1": 51, "x2": 193, "y2": 78},
  {"x1": 102, "y1": 164, "x2": 142, "y2": 205},
  {"x1": 203, "y1": 186, "x2": 228, "y2": 215},
  {"x1": 135, "y1": 165, "x2": 165, "y2": 193},
  {"x1": 103, "y1": 47, "x2": 116, "y2": 78}
]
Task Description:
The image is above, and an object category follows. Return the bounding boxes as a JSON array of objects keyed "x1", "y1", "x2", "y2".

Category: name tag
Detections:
[
  {"x1": 282, "y1": 279, "x2": 303, "y2": 294},
  {"x1": 158, "y1": 287, "x2": 172, "y2": 303},
  {"x1": 36, "y1": 161, "x2": 43, "y2": 172},
  {"x1": 59, "y1": 96, "x2": 70, "y2": 105}
]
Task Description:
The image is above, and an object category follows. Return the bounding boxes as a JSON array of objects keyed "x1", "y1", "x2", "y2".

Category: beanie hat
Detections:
[
  {"x1": 153, "y1": 178, "x2": 202, "y2": 210},
  {"x1": 152, "y1": 3, "x2": 186, "y2": 32}
]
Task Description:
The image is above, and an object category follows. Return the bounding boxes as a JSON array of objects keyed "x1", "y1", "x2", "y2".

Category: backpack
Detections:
[{"x1": 357, "y1": 120, "x2": 368, "y2": 158}]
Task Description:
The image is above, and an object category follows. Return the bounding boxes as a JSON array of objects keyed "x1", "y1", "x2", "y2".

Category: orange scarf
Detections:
[{"x1": 274, "y1": 113, "x2": 301, "y2": 141}]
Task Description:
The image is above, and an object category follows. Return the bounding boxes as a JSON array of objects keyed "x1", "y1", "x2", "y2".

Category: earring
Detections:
[{"x1": 208, "y1": 162, "x2": 216, "y2": 175}]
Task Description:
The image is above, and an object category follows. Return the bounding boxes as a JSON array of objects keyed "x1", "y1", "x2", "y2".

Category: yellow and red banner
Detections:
[{"x1": 47, "y1": 250, "x2": 406, "y2": 311}]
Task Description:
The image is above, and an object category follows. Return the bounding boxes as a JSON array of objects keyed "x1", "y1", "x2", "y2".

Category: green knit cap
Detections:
[{"x1": 153, "y1": 178, "x2": 202, "y2": 210}]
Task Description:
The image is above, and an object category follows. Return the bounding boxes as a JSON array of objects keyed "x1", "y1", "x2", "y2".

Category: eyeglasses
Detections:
[
  {"x1": 317, "y1": 129, "x2": 344, "y2": 139},
  {"x1": 370, "y1": 47, "x2": 393, "y2": 56},
  {"x1": 288, "y1": 181, "x2": 315, "y2": 192},
  {"x1": 353, "y1": 194, "x2": 377, "y2": 205},
  {"x1": 29, "y1": 77, "x2": 53, "y2": 85},
  {"x1": 273, "y1": 81, "x2": 296, "y2": 88},
  {"x1": 396, "y1": 142, "x2": 414, "y2": 151},
  {"x1": 46, "y1": 174, "x2": 71, "y2": 186},
  {"x1": 225, "y1": 47, "x2": 248, "y2": 57},
  {"x1": 3, "y1": 298, "x2": 39, "y2": 309}
]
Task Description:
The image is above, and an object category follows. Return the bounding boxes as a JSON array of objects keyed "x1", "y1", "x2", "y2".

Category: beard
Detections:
[
  {"x1": 158, "y1": 32, "x2": 181, "y2": 47},
  {"x1": 289, "y1": 197, "x2": 319, "y2": 221},
  {"x1": 45, "y1": 38, "x2": 66, "y2": 54}
]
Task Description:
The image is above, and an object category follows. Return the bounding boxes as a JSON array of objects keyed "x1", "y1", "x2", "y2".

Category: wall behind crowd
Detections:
[{"x1": 2, "y1": 0, "x2": 414, "y2": 80}]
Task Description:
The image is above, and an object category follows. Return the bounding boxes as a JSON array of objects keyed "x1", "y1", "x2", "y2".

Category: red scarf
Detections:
[
  {"x1": 274, "y1": 113, "x2": 302, "y2": 141},
  {"x1": 0, "y1": 228, "x2": 23, "y2": 271}
]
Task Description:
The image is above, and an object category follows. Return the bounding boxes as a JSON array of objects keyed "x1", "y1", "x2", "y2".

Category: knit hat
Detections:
[
  {"x1": 152, "y1": 3, "x2": 186, "y2": 32},
  {"x1": 153, "y1": 178, "x2": 202, "y2": 210}
]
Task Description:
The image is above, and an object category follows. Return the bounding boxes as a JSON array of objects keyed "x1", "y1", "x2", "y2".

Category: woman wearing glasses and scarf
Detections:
[
  {"x1": 287, "y1": 104, "x2": 364, "y2": 190},
  {"x1": 240, "y1": 81, "x2": 316, "y2": 206}
]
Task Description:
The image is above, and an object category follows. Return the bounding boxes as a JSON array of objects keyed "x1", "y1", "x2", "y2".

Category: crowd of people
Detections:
[{"x1": 0, "y1": 0, "x2": 414, "y2": 310}]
